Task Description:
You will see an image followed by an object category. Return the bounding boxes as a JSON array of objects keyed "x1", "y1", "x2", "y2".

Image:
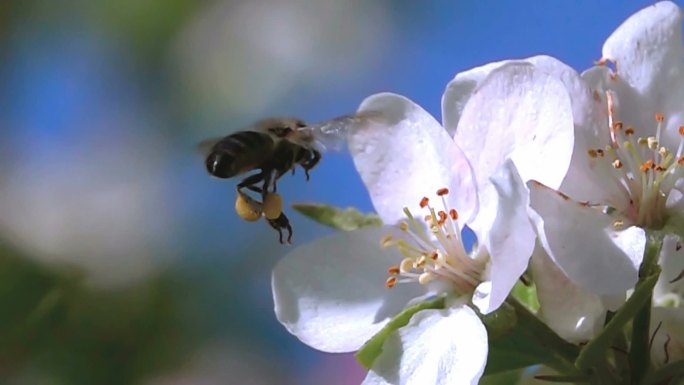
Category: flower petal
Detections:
[
  {"x1": 654, "y1": 234, "x2": 684, "y2": 304},
  {"x1": 528, "y1": 181, "x2": 645, "y2": 294},
  {"x1": 454, "y1": 62, "x2": 574, "y2": 190},
  {"x1": 272, "y1": 227, "x2": 426, "y2": 353},
  {"x1": 531, "y1": 243, "x2": 606, "y2": 342},
  {"x1": 441, "y1": 59, "x2": 511, "y2": 136},
  {"x1": 471, "y1": 159, "x2": 535, "y2": 314},
  {"x1": 650, "y1": 306, "x2": 684, "y2": 366},
  {"x1": 362, "y1": 305, "x2": 487, "y2": 385},
  {"x1": 602, "y1": 1, "x2": 683, "y2": 99},
  {"x1": 352, "y1": 93, "x2": 477, "y2": 224}
]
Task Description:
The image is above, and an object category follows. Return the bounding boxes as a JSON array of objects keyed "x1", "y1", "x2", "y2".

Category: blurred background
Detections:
[{"x1": 0, "y1": 0, "x2": 674, "y2": 384}]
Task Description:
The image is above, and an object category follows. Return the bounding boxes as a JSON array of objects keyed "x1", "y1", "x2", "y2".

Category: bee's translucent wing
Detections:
[
  {"x1": 299, "y1": 110, "x2": 383, "y2": 152},
  {"x1": 196, "y1": 137, "x2": 224, "y2": 157}
]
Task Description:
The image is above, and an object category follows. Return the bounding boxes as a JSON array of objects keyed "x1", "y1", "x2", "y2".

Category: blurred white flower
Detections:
[
  {"x1": 0, "y1": 117, "x2": 174, "y2": 288},
  {"x1": 528, "y1": 1, "x2": 684, "y2": 295},
  {"x1": 273, "y1": 61, "x2": 574, "y2": 384},
  {"x1": 173, "y1": 0, "x2": 390, "y2": 118}
]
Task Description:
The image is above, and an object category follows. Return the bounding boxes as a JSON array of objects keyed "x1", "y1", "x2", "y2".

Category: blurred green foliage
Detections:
[{"x1": 0, "y1": 245, "x2": 191, "y2": 384}]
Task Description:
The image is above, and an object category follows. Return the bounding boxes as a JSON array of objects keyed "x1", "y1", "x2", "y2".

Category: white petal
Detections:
[
  {"x1": 471, "y1": 159, "x2": 535, "y2": 314},
  {"x1": 362, "y1": 306, "x2": 487, "y2": 385},
  {"x1": 352, "y1": 93, "x2": 477, "y2": 224},
  {"x1": 602, "y1": 1, "x2": 684, "y2": 98},
  {"x1": 528, "y1": 181, "x2": 645, "y2": 294},
  {"x1": 441, "y1": 59, "x2": 512, "y2": 136},
  {"x1": 650, "y1": 306, "x2": 684, "y2": 366},
  {"x1": 531, "y1": 243, "x2": 605, "y2": 342},
  {"x1": 654, "y1": 234, "x2": 684, "y2": 304},
  {"x1": 454, "y1": 62, "x2": 574, "y2": 190},
  {"x1": 272, "y1": 227, "x2": 426, "y2": 353}
]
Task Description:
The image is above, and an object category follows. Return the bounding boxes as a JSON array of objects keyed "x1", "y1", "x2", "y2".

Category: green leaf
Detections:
[
  {"x1": 292, "y1": 203, "x2": 383, "y2": 231},
  {"x1": 480, "y1": 369, "x2": 523, "y2": 385},
  {"x1": 355, "y1": 296, "x2": 445, "y2": 369}
]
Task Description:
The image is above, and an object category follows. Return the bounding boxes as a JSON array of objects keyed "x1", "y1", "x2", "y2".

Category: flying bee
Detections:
[{"x1": 200, "y1": 112, "x2": 381, "y2": 244}]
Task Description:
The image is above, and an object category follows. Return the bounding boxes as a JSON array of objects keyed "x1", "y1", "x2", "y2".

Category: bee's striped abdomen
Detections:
[{"x1": 205, "y1": 131, "x2": 274, "y2": 178}]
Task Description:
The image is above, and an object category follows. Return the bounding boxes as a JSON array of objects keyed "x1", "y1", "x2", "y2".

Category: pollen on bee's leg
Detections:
[
  {"x1": 235, "y1": 191, "x2": 263, "y2": 222},
  {"x1": 263, "y1": 192, "x2": 283, "y2": 220}
]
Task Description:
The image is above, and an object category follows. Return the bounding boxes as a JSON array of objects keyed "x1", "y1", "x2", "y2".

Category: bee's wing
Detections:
[
  {"x1": 196, "y1": 137, "x2": 223, "y2": 157},
  {"x1": 299, "y1": 110, "x2": 384, "y2": 152}
]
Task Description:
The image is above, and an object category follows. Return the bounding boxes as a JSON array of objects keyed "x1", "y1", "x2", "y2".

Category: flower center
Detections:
[
  {"x1": 381, "y1": 188, "x2": 486, "y2": 295},
  {"x1": 586, "y1": 91, "x2": 684, "y2": 229}
]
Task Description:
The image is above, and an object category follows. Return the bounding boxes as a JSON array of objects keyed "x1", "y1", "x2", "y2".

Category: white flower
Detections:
[
  {"x1": 527, "y1": 1, "x2": 684, "y2": 295},
  {"x1": 273, "y1": 62, "x2": 574, "y2": 384},
  {"x1": 650, "y1": 235, "x2": 684, "y2": 366}
]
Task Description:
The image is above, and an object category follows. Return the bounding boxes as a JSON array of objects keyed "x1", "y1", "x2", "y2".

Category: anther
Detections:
[
  {"x1": 613, "y1": 121, "x2": 624, "y2": 130},
  {"x1": 679, "y1": 126, "x2": 684, "y2": 136},
  {"x1": 640, "y1": 160, "x2": 655, "y2": 172},
  {"x1": 678, "y1": 156, "x2": 684, "y2": 165},
  {"x1": 613, "y1": 219, "x2": 625, "y2": 230},
  {"x1": 399, "y1": 221, "x2": 409, "y2": 231},
  {"x1": 436, "y1": 188, "x2": 449, "y2": 196},
  {"x1": 656, "y1": 113, "x2": 665, "y2": 122},
  {"x1": 625, "y1": 127, "x2": 635, "y2": 136},
  {"x1": 388, "y1": 265, "x2": 400, "y2": 275},
  {"x1": 418, "y1": 272, "x2": 433, "y2": 285},
  {"x1": 613, "y1": 159, "x2": 623, "y2": 169},
  {"x1": 449, "y1": 209, "x2": 458, "y2": 220},
  {"x1": 385, "y1": 277, "x2": 397, "y2": 288},
  {"x1": 400, "y1": 258, "x2": 414, "y2": 273},
  {"x1": 381, "y1": 235, "x2": 395, "y2": 248},
  {"x1": 596, "y1": 149, "x2": 605, "y2": 157},
  {"x1": 419, "y1": 197, "x2": 429, "y2": 208},
  {"x1": 647, "y1": 137, "x2": 658, "y2": 150},
  {"x1": 588, "y1": 149, "x2": 598, "y2": 158}
]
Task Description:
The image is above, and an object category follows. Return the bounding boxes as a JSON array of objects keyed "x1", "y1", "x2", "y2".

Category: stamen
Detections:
[
  {"x1": 388, "y1": 265, "x2": 400, "y2": 275},
  {"x1": 436, "y1": 188, "x2": 449, "y2": 196},
  {"x1": 419, "y1": 197, "x2": 429, "y2": 208},
  {"x1": 385, "y1": 277, "x2": 397, "y2": 288}
]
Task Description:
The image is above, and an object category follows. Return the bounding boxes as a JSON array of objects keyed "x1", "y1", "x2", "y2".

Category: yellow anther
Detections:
[
  {"x1": 400, "y1": 258, "x2": 414, "y2": 273},
  {"x1": 263, "y1": 192, "x2": 283, "y2": 220},
  {"x1": 613, "y1": 219, "x2": 625, "y2": 230},
  {"x1": 399, "y1": 221, "x2": 409, "y2": 231},
  {"x1": 418, "y1": 272, "x2": 433, "y2": 285},
  {"x1": 647, "y1": 137, "x2": 658, "y2": 150},
  {"x1": 380, "y1": 234, "x2": 395, "y2": 248}
]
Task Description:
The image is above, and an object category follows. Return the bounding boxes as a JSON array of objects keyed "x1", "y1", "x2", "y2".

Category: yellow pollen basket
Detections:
[
  {"x1": 235, "y1": 191, "x2": 263, "y2": 222},
  {"x1": 263, "y1": 192, "x2": 284, "y2": 220}
]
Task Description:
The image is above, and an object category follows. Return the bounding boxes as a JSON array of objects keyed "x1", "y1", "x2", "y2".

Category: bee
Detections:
[{"x1": 201, "y1": 112, "x2": 380, "y2": 244}]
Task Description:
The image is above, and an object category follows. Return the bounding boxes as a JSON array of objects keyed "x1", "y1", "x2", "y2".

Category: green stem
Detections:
[
  {"x1": 575, "y1": 267, "x2": 661, "y2": 370},
  {"x1": 629, "y1": 232, "x2": 663, "y2": 384}
]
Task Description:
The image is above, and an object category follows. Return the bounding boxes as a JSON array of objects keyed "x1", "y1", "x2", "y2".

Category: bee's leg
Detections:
[
  {"x1": 301, "y1": 150, "x2": 321, "y2": 181},
  {"x1": 267, "y1": 212, "x2": 293, "y2": 244},
  {"x1": 237, "y1": 171, "x2": 266, "y2": 194}
]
